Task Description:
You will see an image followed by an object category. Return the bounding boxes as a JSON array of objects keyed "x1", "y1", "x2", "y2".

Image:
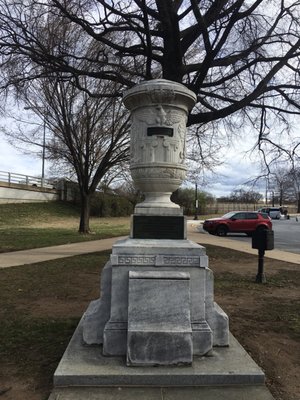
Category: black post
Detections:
[
  {"x1": 41, "y1": 118, "x2": 46, "y2": 186},
  {"x1": 194, "y1": 183, "x2": 198, "y2": 220},
  {"x1": 256, "y1": 248, "x2": 266, "y2": 283}
]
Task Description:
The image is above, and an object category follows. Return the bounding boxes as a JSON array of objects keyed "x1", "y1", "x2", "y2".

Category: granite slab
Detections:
[
  {"x1": 48, "y1": 386, "x2": 275, "y2": 400},
  {"x1": 54, "y1": 317, "x2": 265, "y2": 387}
]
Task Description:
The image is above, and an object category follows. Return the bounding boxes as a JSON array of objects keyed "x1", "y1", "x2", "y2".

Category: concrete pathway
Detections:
[
  {"x1": 0, "y1": 236, "x2": 127, "y2": 268},
  {"x1": 0, "y1": 224, "x2": 299, "y2": 269}
]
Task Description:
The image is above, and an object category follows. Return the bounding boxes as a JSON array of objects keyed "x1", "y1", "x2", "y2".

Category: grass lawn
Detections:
[
  {"x1": 0, "y1": 202, "x2": 224, "y2": 253},
  {"x1": 0, "y1": 246, "x2": 299, "y2": 400},
  {"x1": 0, "y1": 202, "x2": 130, "y2": 252}
]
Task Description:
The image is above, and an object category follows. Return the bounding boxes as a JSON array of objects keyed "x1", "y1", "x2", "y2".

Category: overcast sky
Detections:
[
  {"x1": 202, "y1": 145, "x2": 264, "y2": 198},
  {"x1": 0, "y1": 134, "x2": 42, "y2": 176}
]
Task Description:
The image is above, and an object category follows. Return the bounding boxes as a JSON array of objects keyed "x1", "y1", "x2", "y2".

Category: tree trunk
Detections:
[
  {"x1": 79, "y1": 192, "x2": 91, "y2": 234},
  {"x1": 156, "y1": 0, "x2": 183, "y2": 82},
  {"x1": 297, "y1": 192, "x2": 300, "y2": 213},
  {"x1": 279, "y1": 189, "x2": 283, "y2": 206}
]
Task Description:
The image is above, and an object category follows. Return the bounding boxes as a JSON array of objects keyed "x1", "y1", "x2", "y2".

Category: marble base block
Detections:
[
  {"x1": 83, "y1": 237, "x2": 229, "y2": 361},
  {"x1": 127, "y1": 271, "x2": 192, "y2": 366},
  {"x1": 103, "y1": 321, "x2": 127, "y2": 356},
  {"x1": 82, "y1": 263, "x2": 112, "y2": 345}
]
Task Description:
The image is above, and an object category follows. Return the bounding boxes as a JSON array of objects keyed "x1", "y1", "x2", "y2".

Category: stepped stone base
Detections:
[
  {"x1": 49, "y1": 386, "x2": 275, "y2": 400},
  {"x1": 82, "y1": 238, "x2": 228, "y2": 358},
  {"x1": 54, "y1": 319, "x2": 265, "y2": 387}
]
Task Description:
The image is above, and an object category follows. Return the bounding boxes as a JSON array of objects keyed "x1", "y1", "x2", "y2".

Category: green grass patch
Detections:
[
  {"x1": 214, "y1": 272, "x2": 260, "y2": 290},
  {"x1": 0, "y1": 251, "x2": 110, "y2": 305},
  {"x1": 258, "y1": 300, "x2": 300, "y2": 338},
  {"x1": 215, "y1": 270, "x2": 300, "y2": 291},
  {"x1": 0, "y1": 202, "x2": 80, "y2": 226},
  {"x1": 214, "y1": 269, "x2": 300, "y2": 339},
  {"x1": 266, "y1": 270, "x2": 300, "y2": 287},
  {"x1": 0, "y1": 251, "x2": 110, "y2": 383},
  {"x1": 0, "y1": 317, "x2": 79, "y2": 379},
  {"x1": 0, "y1": 202, "x2": 130, "y2": 251},
  {"x1": 0, "y1": 225, "x2": 129, "y2": 252},
  {"x1": 205, "y1": 243, "x2": 257, "y2": 263}
]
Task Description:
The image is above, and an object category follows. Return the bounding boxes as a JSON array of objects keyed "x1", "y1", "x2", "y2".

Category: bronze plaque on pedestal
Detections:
[{"x1": 132, "y1": 215, "x2": 185, "y2": 239}]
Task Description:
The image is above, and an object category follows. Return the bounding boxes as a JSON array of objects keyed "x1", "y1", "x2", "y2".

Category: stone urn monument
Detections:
[
  {"x1": 51, "y1": 79, "x2": 272, "y2": 400},
  {"x1": 123, "y1": 79, "x2": 196, "y2": 214},
  {"x1": 79, "y1": 79, "x2": 229, "y2": 366}
]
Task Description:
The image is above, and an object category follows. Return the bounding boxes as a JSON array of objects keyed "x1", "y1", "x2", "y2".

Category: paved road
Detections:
[
  {"x1": 198, "y1": 218, "x2": 300, "y2": 255},
  {"x1": 271, "y1": 219, "x2": 300, "y2": 254}
]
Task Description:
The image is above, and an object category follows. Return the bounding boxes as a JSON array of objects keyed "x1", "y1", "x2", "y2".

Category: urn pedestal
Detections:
[{"x1": 82, "y1": 80, "x2": 229, "y2": 366}]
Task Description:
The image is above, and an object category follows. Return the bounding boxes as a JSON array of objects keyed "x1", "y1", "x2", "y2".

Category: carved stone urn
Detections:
[{"x1": 123, "y1": 79, "x2": 196, "y2": 214}]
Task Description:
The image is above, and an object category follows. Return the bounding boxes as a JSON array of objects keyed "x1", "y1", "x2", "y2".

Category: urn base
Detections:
[{"x1": 134, "y1": 191, "x2": 182, "y2": 216}]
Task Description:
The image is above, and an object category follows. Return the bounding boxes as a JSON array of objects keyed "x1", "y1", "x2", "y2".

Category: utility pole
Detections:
[
  {"x1": 194, "y1": 183, "x2": 198, "y2": 220},
  {"x1": 24, "y1": 106, "x2": 46, "y2": 186}
]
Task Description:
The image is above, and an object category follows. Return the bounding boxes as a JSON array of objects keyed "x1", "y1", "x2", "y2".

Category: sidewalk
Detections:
[
  {"x1": 0, "y1": 236, "x2": 127, "y2": 269},
  {"x1": 0, "y1": 225, "x2": 299, "y2": 268}
]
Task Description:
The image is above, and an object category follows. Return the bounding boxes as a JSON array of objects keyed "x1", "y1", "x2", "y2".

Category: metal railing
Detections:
[{"x1": 0, "y1": 170, "x2": 54, "y2": 189}]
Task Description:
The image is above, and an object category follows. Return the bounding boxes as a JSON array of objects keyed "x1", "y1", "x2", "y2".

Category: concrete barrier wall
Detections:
[{"x1": 0, "y1": 184, "x2": 59, "y2": 203}]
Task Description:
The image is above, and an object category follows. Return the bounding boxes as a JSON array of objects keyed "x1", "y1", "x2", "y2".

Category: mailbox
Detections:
[{"x1": 252, "y1": 229, "x2": 274, "y2": 251}]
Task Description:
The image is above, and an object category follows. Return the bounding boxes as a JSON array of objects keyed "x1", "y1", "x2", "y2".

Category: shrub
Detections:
[{"x1": 90, "y1": 192, "x2": 134, "y2": 217}]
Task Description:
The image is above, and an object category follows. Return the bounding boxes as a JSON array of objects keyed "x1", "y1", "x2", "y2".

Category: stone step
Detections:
[
  {"x1": 48, "y1": 385, "x2": 275, "y2": 400},
  {"x1": 54, "y1": 319, "x2": 265, "y2": 387}
]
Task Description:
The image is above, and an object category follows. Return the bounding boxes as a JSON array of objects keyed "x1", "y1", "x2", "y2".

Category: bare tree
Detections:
[
  {"x1": 290, "y1": 168, "x2": 300, "y2": 212},
  {"x1": 8, "y1": 75, "x2": 130, "y2": 233},
  {"x1": 251, "y1": 154, "x2": 300, "y2": 210},
  {"x1": 1, "y1": 1, "x2": 300, "y2": 205},
  {"x1": 1, "y1": 1, "x2": 300, "y2": 128},
  {"x1": 271, "y1": 166, "x2": 300, "y2": 211},
  {"x1": 1, "y1": 8, "x2": 131, "y2": 233},
  {"x1": 221, "y1": 188, "x2": 263, "y2": 203}
]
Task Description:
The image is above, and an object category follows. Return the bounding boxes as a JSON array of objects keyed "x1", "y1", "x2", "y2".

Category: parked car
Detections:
[
  {"x1": 257, "y1": 207, "x2": 282, "y2": 219},
  {"x1": 202, "y1": 211, "x2": 272, "y2": 236}
]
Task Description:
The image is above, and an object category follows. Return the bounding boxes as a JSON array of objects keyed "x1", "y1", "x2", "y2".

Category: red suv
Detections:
[{"x1": 202, "y1": 211, "x2": 272, "y2": 236}]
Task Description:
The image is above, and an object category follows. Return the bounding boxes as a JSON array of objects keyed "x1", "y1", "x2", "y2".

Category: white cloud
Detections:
[
  {"x1": 0, "y1": 135, "x2": 43, "y2": 177},
  {"x1": 203, "y1": 136, "x2": 264, "y2": 197}
]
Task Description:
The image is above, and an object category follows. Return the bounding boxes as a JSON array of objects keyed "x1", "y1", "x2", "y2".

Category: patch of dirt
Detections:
[
  {"x1": 245, "y1": 333, "x2": 299, "y2": 400},
  {"x1": 211, "y1": 254, "x2": 300, "y2": 400},
  {"x1": 17, "y1": 297, "x2": 92, "y2": 318},
  {"x1": 210, "y1": 258, "x2": 299, "y2": 276},
  {"x1": 0, "y1": 370, "x2": 45, "y2": 400}
]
